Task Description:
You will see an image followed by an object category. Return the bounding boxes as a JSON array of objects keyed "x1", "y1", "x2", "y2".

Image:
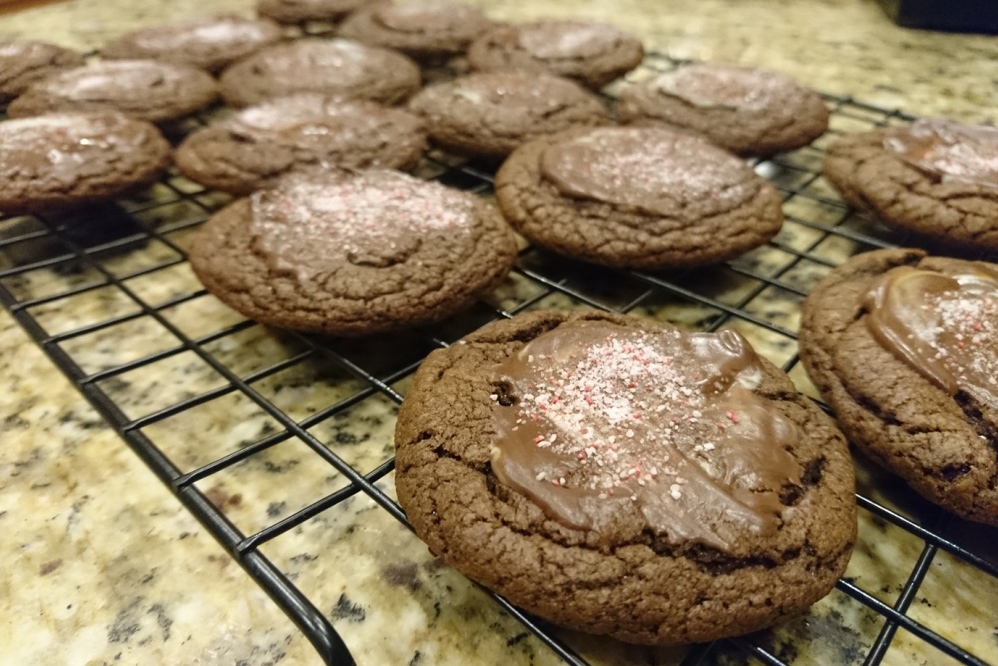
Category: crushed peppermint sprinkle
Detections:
[
  {"x1": 885, "y1": 119, "x2": 998, "y2": 190},
  {"x1": 652, "y1": 65, "x2": 788, "y2": 112},
  {"x1": 517, "y1": 21, "x2": 625, "y2": 60},
  {"x1": 498, "y1": 329, "x2": 745, "y2": 496},
  {"x1": 489, "y1": 321, "x2": 804, "y2": 544},
  {"x1": 249, "y1": 171, "x2": 475, "y2": 276},
  {"x1": 540, "y1": 128, "x2": 754, "y2": 217},
  {"x1": 931, "y1": 288, "x2": 998, "y2": 396}
]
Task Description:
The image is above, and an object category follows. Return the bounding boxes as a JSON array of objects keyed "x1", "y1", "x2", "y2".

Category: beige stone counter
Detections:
[{"x1": 2, "y1": 1, "x2": 997, "y2": 665}]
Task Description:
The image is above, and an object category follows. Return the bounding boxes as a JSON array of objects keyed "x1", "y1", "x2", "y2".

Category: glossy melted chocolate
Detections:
[
  {"x1": 884, "y1": 119, "x2": 998, "y2": 190},
  {"x1": 489, "y1": 320, "x2": 803, "y2": 549},
  {"x1": 538, "y1": 127, "x2": 755, "y2": 217},
  {"x1": 863, "y1": 261, "x2": 998, "y2": 409},
  {"x1": 651, "y1": 64, "x2": 789, "y2": 111}
]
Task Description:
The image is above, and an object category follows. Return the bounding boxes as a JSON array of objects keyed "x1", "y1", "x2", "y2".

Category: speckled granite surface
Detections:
[{"x1": 2, "y1": 2, "x2": 998, "y2": 665}]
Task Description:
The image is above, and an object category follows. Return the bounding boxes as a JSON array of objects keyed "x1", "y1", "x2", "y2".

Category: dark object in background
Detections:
[{"x1": 878, "y1": 0, "x2": 998, "y2": 34}]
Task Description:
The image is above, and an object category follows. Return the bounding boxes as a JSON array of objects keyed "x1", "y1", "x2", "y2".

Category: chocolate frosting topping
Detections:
[
  {"x1": 863, "y1": 261, "x2": 998, "y2": 409},
  {"x1": 517, "y1": 21, "x2": 626, "y2": 60},
  {"x1": 490, "y1": 320, "x2": 802, "y2": 549},
  {"x1": 232, "y1": 96, "x2": 384, "y2": 147},
  {"x1": 451, "y1": 72, "x2": 584, "y2": 111},
  {"x1": 539, "y1": 127, "x2": 756, "y2": 217},
  {"x1": 132, "y1": 17, "x2": 273, "y2": 51},
  {"x1": 0, "y1": 114, "x2": 147, "y2": 176},
  {"x1": 374, "y1": 2, "x2": 481, "y2": 32},
  {"x1": 41, "y1": 61, "x2": 191, "y2": 99},
  {"x1": 884, "y1": 119, "x2": 998, "y2": 190},
  {"x1": 249, "y1": 171, "x2": 475, "y2": 276},
  {"x1": 255, "y1": 40, "x2": 376, "y2": 82},
  {"x1": 651, "y1": 65, "x2": 790, "y2": 111}
]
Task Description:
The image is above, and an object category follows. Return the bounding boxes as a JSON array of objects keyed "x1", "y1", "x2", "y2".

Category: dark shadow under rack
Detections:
[{"x1": 2, "y1": 52, "x2": 996, "y2": 666}]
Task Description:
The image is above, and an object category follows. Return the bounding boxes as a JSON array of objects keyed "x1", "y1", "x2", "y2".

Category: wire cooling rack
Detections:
[{"x1": 2, "y1": 52, "x2": 997, "y2": 666}]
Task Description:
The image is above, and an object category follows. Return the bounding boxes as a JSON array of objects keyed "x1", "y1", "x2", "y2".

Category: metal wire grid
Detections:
[{"x1": 2, "y1": 52, "x2": 997, "y2": 666}]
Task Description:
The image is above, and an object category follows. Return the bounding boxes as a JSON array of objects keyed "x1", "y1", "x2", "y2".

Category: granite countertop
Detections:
[{"x1": 2, "y1": 1, "x2": 998, "y2": 665}]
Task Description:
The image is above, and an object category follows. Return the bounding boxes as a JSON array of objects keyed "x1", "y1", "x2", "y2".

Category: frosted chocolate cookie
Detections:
[
  {"x1": 823, "y1": 119, "x2": 998, "y2": 249},
  {"x1": 189, "y1": 170, "x2": 518, "y2": 335},
  {"x1": 395, "y1": 309, "x2": 856, "y2": 645},
  {"x1": 0, "y1": 113, "x2": 171, "y2": 214},
  {"x1": 100, "y1": 14, "x2": 283, "y2": 73},
  {"x1": 467, "y1": 19, "x2": 643, "y2": 90},
  {"x1": 257, "y1": 0, "x2": 365, "y2": 24},
  {"x1": 175, "y1": 94, "x2": 427, "y2": 194},
  {"x1": 495, "y1": 126, "x2": 784, "y2": 268},
  {"x1": 407, "y1": 71, "x2": 609, "y2": 159},
  {"x1": 799, "y1": 248, "x2": 998, "y2": 526},
  {"x1": 0, "y1": 41, "x2": 85, "y2": 103},
  {"x1": 338, "y1": 1, "x2": 494, "y2": 62},
  {"x1": 617, "y1": 63, "x2": 829, "y2": 157},
  {"x1": 218, "y1": 38, "x2": 420, "y2": 107},
  {"x1": 6, "y1": 59, "x2": 218, "y2": 123}
]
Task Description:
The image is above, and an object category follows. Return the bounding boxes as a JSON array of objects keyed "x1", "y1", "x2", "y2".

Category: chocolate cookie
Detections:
[
  {"x1": 337, "y1": 1, "x2": 493, "y2": 62},
  {"x1": 6, "y1": 59, "x2": 218, "y2": 123},
  {"x1": 467, "y1": 19, "x2": 644, "y2": 90},
  {"x1": 100, "y1": 14, "x2": 284, "y2": 73},
  {"x1": 822, "y1": 119, "x2": 998, "y2": 250},
  {"x1": 189, "y1": 170, "x2": 518, "y2": 335},
  {"x1": 407, "y1": 71, "x2": 609, "y2": 159},
  {"x1": 218, "y1": 38, "x2": 421, "y2": 107},
  {"x1": 798, "y1": 248, "x2": 998, "y2": 526},
  {"x1": 495, "y1": 126, "x2": 784, "y2": 269},
  {"x1": 617, "y1": 63, "x2": 829, "y2": 157},
  {"x1": 256, "y1": 0, "x2": 365, "y2": 24},
  {"x1": 395, "y1": 309, "x2": 856, "y2": 645},
  {"x1": 0, "y1": 113, "x2": 171, "y2": 215},
  {"x1": 0, "y1": 40, "x2": 85, "y2": 103},
  {"x1": 175, "y1": 94, "x2": 427, "y2": 195}
]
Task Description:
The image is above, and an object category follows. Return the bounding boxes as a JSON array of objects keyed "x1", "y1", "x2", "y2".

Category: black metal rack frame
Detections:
[{"x1": 2, "y1": 53, "x2": 996, "y2": 666}]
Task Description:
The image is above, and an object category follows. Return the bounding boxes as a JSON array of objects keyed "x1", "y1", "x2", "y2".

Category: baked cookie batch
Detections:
[{"x1": 1, "y1": 0, "x2": 995, "y2": 649}]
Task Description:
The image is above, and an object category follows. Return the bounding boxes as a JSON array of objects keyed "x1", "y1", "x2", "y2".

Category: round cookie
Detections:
[
  {"x1": 100, "y1": 14, "x2": 284, "y2": 73},
  {"x1": 6, "y1": 59, "x2": 218, "y2": 123},
  {"x1": 175, "y1": 94, "x2": 427, "y2": 195},
  {"x1": 0, "y1": 113, "x2": 171, "y2": 215},
  {"x1": 467, "y1": 19, "x2": 644, "y2": 90},
  {"x1": 798, "y1": 247, "x2": 998, "y2": 526},
  {"x1": 218, "y1": 38, "x2": 421, "y2": 107},
  {"x1": 189, "y1": 169, "x2": 518, "y2": 335},
  {"x1": 257, "y1": 0, "x2": 365, "y2": 24},
  {"x1": 495, "y1": 126, "x2": 784, "y2": 269},
  {"x1": 395, "y1": 309, "x2": 856, "y2": 645},
  {"x1": 616, "y1": 63, "x2": 829, "y2": 157},
  {"x1": 407, "y1": 71, "x2": 609, "y2": 159},
  {"x1": 0, "y1": 41, "x2": 85, "y2": 103},
  {"x1": 337, "y1": 1, "x2": 494, "y2": 61},
  {"x1": 822, "y1": 119, "x2": 998, "y2": 250}
]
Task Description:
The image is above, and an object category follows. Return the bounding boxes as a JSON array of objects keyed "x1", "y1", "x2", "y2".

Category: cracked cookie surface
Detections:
[
  {"x1": 175, "y1": 94, "x2": 427, "y2": 195},
  {"x1": 799, "y1": 247, "x2": 998, "y2": 525},
  {"x1": 495, "y1": 126, "x2": 784, "y2": 269},
  {"x1": 822, "y1": 120, "x2": 998, "y2": 250},
  {"x1": 189, "y1": 169, "x2": 517, "y2": 335},
  {"x1": 617, "y1": 63, "x2": 828, "y2": 157},
  {"x1": 407, "y1": 71, "x2": 609, "y2": 159},
  {"x1": 395, "y1": 309, "x2": 856, "y2": 645}
]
